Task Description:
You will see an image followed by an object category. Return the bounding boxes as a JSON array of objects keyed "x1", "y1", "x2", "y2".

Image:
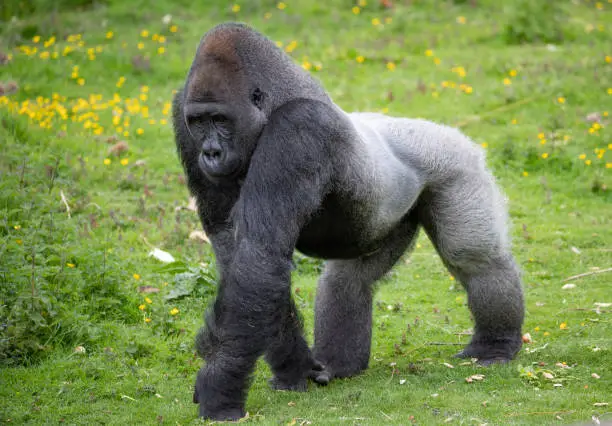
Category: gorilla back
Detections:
[{"x1": 173, "y1": 22, "x2": 524, "y2": 421}]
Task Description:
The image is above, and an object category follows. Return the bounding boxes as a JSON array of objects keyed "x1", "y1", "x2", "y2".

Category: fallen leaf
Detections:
[
  {"x1": 465, "y1": 374, "x2": 485, "y2": 383},
  {"x1": 287, "y1": 401, "x2": 296, "y2": 407},
  {"x1": 561, "y1": 284, "x2": 576, "y2": 290},
  {"x1": 74, "y1": 346, "x2": 86, "y2": 354},
  {"x1": 132, "y1": 55, "x2": 151, "y2": 72},
  {"x1": 138, "y1": 286, "x2": 160, "y2": 293},
  {"x1": 443, "y1": 362, "x2": 454, "y2": 369},
  {"x1": 188, "y1": 197, "x2": 198, "y2": 211},
  {"x1": 594, "y1": 302, "x2": 611, "y2": 308},
  {"x1": 542, "y1": 372, "x2": 554, "y2": 379},
  {"x1": 553, "y1": 383, "x2": 563, "y2": 387},
  {"x1": 149, "y1": 248, "x2": 176, "y2": 263},
  {"x1": 593, "y1": 402, "x2": 608, "y2": 407},
  {"x1": 109, "y1": 141, "x2": 129, "y2": 155},
  {"x1": 586, "y1": 112, "x2": 601, "y2": 122},
  {"x1": 591, "y1": 373, "x2": 600, "y2": 379},
  {"x1": 399, "y1": 379, "x2": 406, "y2": 385},
  {"x1": 570, "y1": 246, "x2": 581, "y2": 254},
  {"x1": 522, "y1": 333, "x2": 533, "y2": 343},
  {"x1": 189, "y1": 230, "x2": 209, "y2": 243}
]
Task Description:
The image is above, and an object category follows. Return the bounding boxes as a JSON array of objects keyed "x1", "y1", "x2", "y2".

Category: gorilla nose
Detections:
[{"x1": 202, "y1": 147, "x2": 223, "y2": 161}]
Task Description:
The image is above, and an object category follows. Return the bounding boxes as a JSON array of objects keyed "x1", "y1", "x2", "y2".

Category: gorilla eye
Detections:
[{"x1": 250, "y1": 88, "x2": 265, "y2": 110}]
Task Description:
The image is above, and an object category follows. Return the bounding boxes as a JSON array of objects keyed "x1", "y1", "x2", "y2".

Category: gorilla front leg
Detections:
[
  {"x1": 265, "y1": 298, "x2": 325, "y2": 391},
  {"x1": 194, "y1": 240, "x2": 294, "y2": 420},
  {"x1": 313, "y1": 218, "x2": 419, "y2": 380}
]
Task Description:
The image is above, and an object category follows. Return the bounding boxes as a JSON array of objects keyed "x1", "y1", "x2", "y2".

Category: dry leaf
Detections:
[
  {"x1": 138, "y1": 286, "x2": 160, "y2": 293},
  {"x1": 522, "y1": 333, "x2": 533, "y2": 343},
  {"x1": 399, "y1": 379, "x2": 406, "y2": 385},
  {"x1": 586, "y1": 112, "x2": 601, "y2": 122},
  {"x1": 542, "y1": 372, "x2": 554, "y2": 379},
  {"x1": 149, "y1": 248, "x2": 176, "y2": 263},
  {"x1": 465, "y1": 374, "x2": 485, "y2": 383},
  {"x1": 443, "y1": 362, "x2": 454, "y2": 369},
  {"x1": 570, "y1": 246, "x2": 581, "y2": 254},
  {"x1": 561, "y1": 283, "x2": 576, "y2": 290},
  {"x1": 187, "y1": 197, "x2": 198, "y2": 211},
  {"x1": 594, "y1": 302, "x2": 611, "y2": 308},
  {"x1": 591, "y1": 373, "x2": 601, "y2": 379},
  {"x1": 109, "y1": 141, "x2": 129, "y2": 155},
  {"x1": 189, "y1": 230, "x2": 210, "y2": 243},
  {"x1": 593, "y1": 402, "x2": 608, "y2": 407}
]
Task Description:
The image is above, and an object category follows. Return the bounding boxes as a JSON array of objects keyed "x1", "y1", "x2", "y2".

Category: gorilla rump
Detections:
[{"x1": 173, "y1": 22, "x2": 524, "y2": 421}]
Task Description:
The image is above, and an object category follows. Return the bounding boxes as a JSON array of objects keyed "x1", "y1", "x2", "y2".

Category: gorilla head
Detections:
[{"x1": 180, "y1": 23, "x2": 328, "y2": 180}]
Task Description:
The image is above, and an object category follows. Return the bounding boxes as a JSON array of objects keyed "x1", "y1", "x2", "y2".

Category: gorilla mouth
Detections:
[{"x1": 198, "y1": 152, "x2": 240, "y2": 179}]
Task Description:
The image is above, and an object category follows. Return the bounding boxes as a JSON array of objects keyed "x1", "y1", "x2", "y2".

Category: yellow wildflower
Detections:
[
  {"x1": 103, "y1": 158, "x2": 111, "y2": 165},
  {"x1": 121, "y1": 158, "x2": 129, "y2": 166},
  {"x1": 145, "y1": 297, "x2": 152, "y2": 304},
  {"x1": 133, "y1": 273, "x2": 141, "y2": 280},
  {"x1": 138, "y1": 304, "x2": 146, "y2": 311},
  {"x1": 232, "y1": 4, "x2": 240, "y2": 12},
  {"x1": 277, "y1": 2, "x2": 286, "y2": 10},
  {"x1": 352, "y1": 6, "x2": 360, "y2": 14},
  {"x1": 386, "y1": 62, "x2": 396, "y2": 71},
  {"x1": 356, "y1": 55, "x2": 365, "y2": 63},
  {"x1": 170, "y1": 308, "x2": 179, "y2": 316}
]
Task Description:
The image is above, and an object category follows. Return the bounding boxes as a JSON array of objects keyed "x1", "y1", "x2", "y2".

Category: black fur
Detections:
[{"x1": 173, "y1": 22, "x2": 524, "y2": 420}]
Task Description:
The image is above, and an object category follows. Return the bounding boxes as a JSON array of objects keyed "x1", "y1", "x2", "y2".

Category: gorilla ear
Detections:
[{"x1": 250, "y1": 88, "x2": 265, "y2": 110}]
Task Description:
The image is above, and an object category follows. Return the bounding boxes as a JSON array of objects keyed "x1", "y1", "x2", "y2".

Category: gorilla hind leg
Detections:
[
  {"x1": 313, "y1": 217, "x2": 419, "y2": 380},
  {"x1": 419, "y1": 172, "x2": 524, "y2": 364}
]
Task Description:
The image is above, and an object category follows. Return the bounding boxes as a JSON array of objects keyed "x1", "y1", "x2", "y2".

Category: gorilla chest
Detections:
[{"x1": 295, "y1": 194, "x2": 381, "y2": 259}]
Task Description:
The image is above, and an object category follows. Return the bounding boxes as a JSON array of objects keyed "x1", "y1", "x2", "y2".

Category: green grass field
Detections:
[{"x1": 1, "y1": 0, "x2": 610, "y2": 424}]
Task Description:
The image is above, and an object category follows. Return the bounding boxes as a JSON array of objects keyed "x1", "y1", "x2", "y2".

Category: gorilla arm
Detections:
[{"x1": 193, "y1": 99, "x2": 336, "y2": 420}]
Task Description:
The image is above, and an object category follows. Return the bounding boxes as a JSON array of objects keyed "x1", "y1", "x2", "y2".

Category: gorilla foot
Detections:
[
  {"x1": 198, "y1": 407, "x2": 245, "y2": 421},
  {"x1": 455, "y1": 333, "x2": 522, "y2": 365}
]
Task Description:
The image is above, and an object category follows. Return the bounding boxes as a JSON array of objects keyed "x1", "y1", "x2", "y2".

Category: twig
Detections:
[
  {"x1": 454, "y1": 96, "x2": 541, "y2": 128},
  {"x1": 563, "y1": 267, "x2": 612, "y2": 282},
  {"x1": 380, "y1": 411, "x2": 392, "y2": 421},
  {"x1": 426, "y1": 342, "x2": 464, "y2": 346},
  {"x1": 507, "y1": 410, "x2": 575, "y2": 417},
  {"x1": 60, "y1": 190, "x2": 71, "y2": 218}
]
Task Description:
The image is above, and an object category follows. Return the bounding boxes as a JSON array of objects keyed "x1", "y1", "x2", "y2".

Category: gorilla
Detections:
[{"x1": 173, "y1": 22, "x2": 524, "y2": 420}]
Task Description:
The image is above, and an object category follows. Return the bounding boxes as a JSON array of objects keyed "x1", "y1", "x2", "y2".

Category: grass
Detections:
[{"x1": 0, "y1": 0, "x2": 611, "y2": 424}]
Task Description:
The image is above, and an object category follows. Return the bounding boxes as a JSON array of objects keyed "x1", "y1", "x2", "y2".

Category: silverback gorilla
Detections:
[{"x1": 173, "y1": 22, "x2": 524, "y2": 420}]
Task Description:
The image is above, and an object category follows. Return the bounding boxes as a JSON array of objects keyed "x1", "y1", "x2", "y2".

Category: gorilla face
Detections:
[{"x1": 183, "y1": 51, "x2": 267, "y2": 180}]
